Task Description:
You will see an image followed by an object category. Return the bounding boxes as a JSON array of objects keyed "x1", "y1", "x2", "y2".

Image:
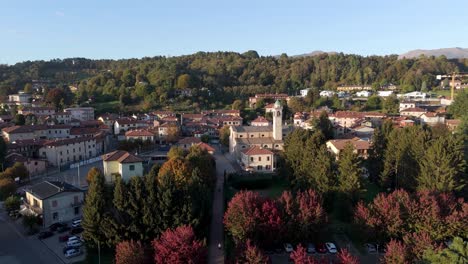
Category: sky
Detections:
[{"x1": 1, "y1": 0, "x2": 467, "y2": 64}]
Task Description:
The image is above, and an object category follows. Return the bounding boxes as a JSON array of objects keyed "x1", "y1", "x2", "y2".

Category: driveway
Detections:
[{"x1": 208, "y1": 146, "x2": 235, "y2": 264}]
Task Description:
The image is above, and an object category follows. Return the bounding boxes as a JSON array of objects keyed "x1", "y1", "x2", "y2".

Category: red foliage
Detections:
[
  {"x1": 336, "y1": 249, "x2": 359, "y2": 264},
  {"x1": 290, "y1": 244, "x2": 317, "y2": 264},
  {"x1": 258, "y1": 199, "x2": 284, "y2": 247},
  {"x1": 354, "y1": 189, "x2": 467, "y2": 242},
  {"x1": 224, "y1": 191, "x2": 263, "y2": 243},
  {"x1": 383, "y1": 239, "x2": 409, "y2": 264},
  {"x1": 115, "y1": 240, "x2": 147, "y2": 264},
  {"x1": 236, "y1": 240, "x2": 269, "y2": 264},
  {"x1": 152, "y1": 225, "x2": 206, "y2": 264}
]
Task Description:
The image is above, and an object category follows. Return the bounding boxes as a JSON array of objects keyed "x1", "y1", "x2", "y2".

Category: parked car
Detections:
[
  {"x1": 49, "y1": 222, "x2": 66, "y2": 232},
  {"x1": 38, "y1": 231, "x2": 54, "y2": 240},
  {"x1": 307, "y1": 243, "x2": 316, "y2": 254},
  {"x1": 70, "y1": 227, "x2": 84, "y2": 235},
  {"x1": 57, "y1": 225, "x2": 71, "y2": 233},
  {"x1": 364, "y1": 243, "x2": 377, "y2": 253},
  {"x1": 71, "y1": 219, "x2": 82, "y2": 228},
  {"x1": 316, "y1": 243, "x2": 327, "y2": 254},
  {"x1": 67, "y1": 236, "x2": 81, "y2": 242},
  {"x1": 65, "y1": 248, "x2": 82, "y2": 258},
  {"x1": 325, "y1": 242, "x2": 337, "y2": 254},
  {"x1": 284, "y1": 243, "x2": 294, "y2": 253},
  {"x1": 63, "y1": 245, "x2": 80, "y2": 254},
  {"x1": 66, "y1": 240, "x2": 83, "y2": 247},
  {"x1": 59, "y1": 235, "x2": 71, "y2": 242}
]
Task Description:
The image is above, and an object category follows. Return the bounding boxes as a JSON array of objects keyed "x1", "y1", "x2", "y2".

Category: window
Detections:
[
  {"x1": 52, "y1": 200, "x2": 58, "y2": 207},
  {"x1": 33, "y1": 199, "x2": 39, "y2": 207},
  {"x1": 53, "y1": 212, "x2": 58, "y2": 220},
  {"x1": 74, "y1": 207, "x2": 80, "y2": 215},
  {"x1": 74, "y1": 196, "x2": 79, "y2": 204},
  {"x1": 250, "y1": 157, "x2": 254, "y2": 162},
  {"x1": 129, "y1": 165, "x2": 135, "y2": 171},
  {"x1": 257, "y1": 165, "x2": 262, "y2": 170},
  {"x1": 239, "y1": 135, "x2": 243, "y2": 138},
  {"x1": 266, "y1": 165, "x2": 271, "y2": 170},
  {"x1": 258, "y1": 157, "x2": 262, "y2": 161},
  {"x1": 34, "y1": 161, "x2": 38, "y2": 165},
  {"x1": 250, "y1": 135, "x2": 254, "y2": 138},
  {"x1": 267, "y1": 156, "x2": 270, "y2": 161}
]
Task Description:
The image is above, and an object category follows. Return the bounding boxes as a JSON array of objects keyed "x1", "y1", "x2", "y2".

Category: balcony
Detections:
[{"x1": 23, "y1": 202, "x2": 43, "y2": 215}]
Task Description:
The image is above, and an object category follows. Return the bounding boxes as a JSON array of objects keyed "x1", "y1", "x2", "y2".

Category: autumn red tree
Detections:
[
  {"x1": 383, "y1": 240, "x2": 410, "y2": 264},
  {"x1": 236, "y1": 240, "x2": 269, "y2": 264},
  {"x1": 354, "y1": 189, "x2": 467, "y2": 242},
  {"x1": 224, "y1": 191, "x2": 263, "y2": 243},
  {"x1": 115, "y1": 240, "x2": 147, "y2": 264},
  {"x1": 290, "y1": 244, "x2": 317, "y2": 264},
  {"x1": 258, "y1": 199, "x2": 284, "y2": 248},
  {"x1": 152, "y1": 225, "x2": 206, "y2": 264},
  {"x1": 336, "y1": 249, "x2": 359, "y2": 264}
]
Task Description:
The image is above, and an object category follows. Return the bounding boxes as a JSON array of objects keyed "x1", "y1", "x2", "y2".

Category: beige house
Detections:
[
  {"x1": 125, "y1": 129, "x2": 156, "y2": 142},
  {"x1": 18, "y1": 107, "x2": 56, "y2": 117},
  {"x1": 400, "y1": 107, "x2": 427, "y2": 118},
  {"x1": 240, "y1": 146, "x2": 274, "y2": 172},
  {"x1": 6, "y1": 153, "x2": 47, "y2": 176},
  {"x1": 64, "y1": 107, "x2": 95, "y2": 121},
  {"x1": 102, "y1": 150, "x2": 144, "y2": 183},
  {"x1": 23, "y1": 181, "x2": 84, "y2": 227},
  {"x1": 39, "y1": 137, "x2": 98, "y2": 167},
  {"x1": 326, "y1": 138, "x2": 371, "y2": 159},
  {"x1": 2, "y1": 125, "x2": 71, "y2": 142}
]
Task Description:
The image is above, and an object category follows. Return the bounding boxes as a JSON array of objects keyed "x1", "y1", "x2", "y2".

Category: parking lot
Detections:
[{"x1": 37, "y1": 222, "x2": 87, "y2": 264}]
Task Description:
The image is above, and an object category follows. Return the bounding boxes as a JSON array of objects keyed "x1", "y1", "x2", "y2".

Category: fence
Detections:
[{"x1": 69, "y1": 156, "x2": 103, "y2": 169}]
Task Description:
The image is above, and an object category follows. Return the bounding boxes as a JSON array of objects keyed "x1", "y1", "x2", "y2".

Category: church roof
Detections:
[{"x1": 232, "y1": 126, "x2": 273, "y2": 133}]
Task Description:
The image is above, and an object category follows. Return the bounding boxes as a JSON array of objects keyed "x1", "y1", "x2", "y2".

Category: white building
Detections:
[
  {"x1": 356, "y1": 91, "x2": 372, "y2": 97},
  {"x1": 102, "y1": 150, "x2": 144, "y2": 183},
  {"x1": 320, "y1": 90, "x2": 335, "y2": 97},
  {"x1": 8, "y1": 92, "x2": 32, "y2": 106},
  {"x1": 39, "y1": 137, "x2": 99, "y2": 167},
  {"x1": 397, "y1": 91, "x2": 428, "y2": 99},
  {"x1": 300, "y1": 88, "x2": 311, "y2": 97},
  {"x1": 377, "y1": 91, "x2": 394, "y2": 97},
  {"x1": 64, "y1": 107, "x2": 95, "y2": 121},
  {"x1": 420, "y1": 112, "x2": 445, "y2": 126}
]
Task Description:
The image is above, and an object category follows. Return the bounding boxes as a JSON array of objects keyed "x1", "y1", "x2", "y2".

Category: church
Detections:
[{"x1": 229, "y1": 100, "x2": 292, "y2": 172}]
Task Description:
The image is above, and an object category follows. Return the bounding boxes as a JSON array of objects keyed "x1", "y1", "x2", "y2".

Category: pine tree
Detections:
[
  {"x1": 417, "y1": 136, "x2": 466, "y2": 192},
  {"x1": 82, "y1": 168, "x2": 107, "y2": 247},
  {"x1": 126, "y1": 177, "x2": 145, "y2": 240},
  {"x1": 142, "y1": 165, "x2": 161, "y2": 240},
  {"x1": 337, "y1": 143, "x2": 362, "y2": 202},
  {"x1": 157, "y1": 172, "x2": 178, "y2": 230}
]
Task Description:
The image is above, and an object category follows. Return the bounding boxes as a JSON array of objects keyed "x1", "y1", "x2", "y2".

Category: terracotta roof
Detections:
[
  {"x1": 3, "y1": 125, "x2": 47, "y2": 134},
  {"x1": 254, "y1": 93, "x2": 288, "y2": 98},
  {"x1": 70, "y1": 127, "x2": 101, "y2": 135},
  {"x1": 400, "y1": 107, "x2": 426, "y2": 112},
  {"x1": 331, "y1": 111, "x2": 365, "y2": 119},
  {"x1": 251, "y1": 116, "x2": 269, "y2": 123},
  {"x1": 422, "y1": 112, "x2": 438, "y2": 117},
  {"x1": 445, "y1": 119, "x2": 460, "y2": 125},
  {"x1": 102, "y1": 150, "x2": 143, "y2": 163},
  {"x1": 178, "y1": 137, "x2": 202, "y2": 145},
  {"x1": 327, "y1": 138, "x2": 371, "y2": 151},
  {"x1": 125, "y1": 129, "x2": 155, "y2": 137},
  {"x1": 241, "y1": 146, "x2": 274, "y2": 155},
  {"x1": 116, "y1": 118, "x2": 140, "y2": 125},
  {"x1": 265, "y1": 103, "x2": 275, "y2": 109},
  {"x1": 43, "y1": 136, "x2": 95, "y2": 147},
  {"x1": 196, "y1": 142, "x2": 215, "y2": 152}
]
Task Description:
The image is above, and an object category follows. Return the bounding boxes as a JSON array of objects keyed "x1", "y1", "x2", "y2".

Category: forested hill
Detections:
[{"x1": 1, "y1": 51, "x2": 467, "y2": 108}]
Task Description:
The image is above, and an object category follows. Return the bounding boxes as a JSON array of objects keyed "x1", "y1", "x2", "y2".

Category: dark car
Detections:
[
  {"x1": 70, "y1": 227, "x2": 84, "y2": 235},
  {"x1": 49, "y1": 222, "x2": 66, "y2": 232},
  {"x1": 316, "y1": 243, "x2": 327, "y2": 254},
  {"x1": 38, "y1": 231, "x2": 54, "y2": 240},
  {"x1": 57, "y1": 225, "x2": 71, "y2": 233}
]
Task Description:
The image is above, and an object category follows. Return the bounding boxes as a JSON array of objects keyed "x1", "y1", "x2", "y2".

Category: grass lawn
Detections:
[
  {"x1": 91, "y1": 100, "x2": 120, "y2": 113},
  {"x1": 225, "y1": 174, "x2": 289, "y2": 201},
  {"x1": 362, "y1": 180, "x2": 382, "y2": 203}
]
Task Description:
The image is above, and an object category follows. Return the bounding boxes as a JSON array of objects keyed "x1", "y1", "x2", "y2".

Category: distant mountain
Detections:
[
  {"x1": 398, "y1": 47, "x2": 468, "y2": 59},
  {"x1": 292, "y1": 50, "x2": 338, "y2": 57}
]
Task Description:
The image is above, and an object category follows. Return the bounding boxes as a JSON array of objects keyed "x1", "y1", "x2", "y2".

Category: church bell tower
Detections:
[{"x1": 272, "y1": 100, "x2": 282, "y2": 141}]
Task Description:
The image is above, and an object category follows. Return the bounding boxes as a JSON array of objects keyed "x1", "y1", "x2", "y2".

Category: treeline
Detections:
[
  {"x1": 1, "y1": 52, "x2": 467, "y2": 109},
  {"x1": 81, "y1": 145, "x2": 215, "y2": 250}
]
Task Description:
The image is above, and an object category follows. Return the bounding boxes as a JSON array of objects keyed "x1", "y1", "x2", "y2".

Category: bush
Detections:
[
  {"x1": 0, "y1": 178, "x2": 17, "y2": 200},
  {"x1": 4, "y1": 195, "x2": 21, "y2": 211}
]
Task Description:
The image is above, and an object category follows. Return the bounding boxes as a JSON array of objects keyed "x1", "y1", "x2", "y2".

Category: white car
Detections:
[
  {"x1": 364, "y1": 243, "x2": 377, "y2": 253},
  {"x1": 71, "y1": 219, "x2": 82, "y2": 228},
  {"x1": 284, "y1": 243, "x2": 294, "y2": 253},
  {"x1": 64, "y1": 248, "x2": 81, "y2": 258},
  {"x1": 325, "y1": 242, "x2": 337, "y2": 253},
  {"x1": 66, "y1": 240, "x2": 83, "y2": 247},
  {"x1": 67, "y1": 236, "x2": 81, "y2": 242}
]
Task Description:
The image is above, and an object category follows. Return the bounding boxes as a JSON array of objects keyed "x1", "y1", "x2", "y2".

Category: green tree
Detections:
[
  {"x1": 0, "y1": 137, "x2": 7, "y2": 168},
  {"x1": 417, "y1": 135, "x2": 466, "y2": 192},
  {"x1": 0, "y1": 178, "x2": 16, "y2": 200},
  {"x1": 142, "y1": 165, "x2": 161, "y2": 240},
  {"x1": 167, "y1": 146, "x2": 186, "y2": 160},
  {"x1": 310, "y1": 111, "x2": 334, "y2": 140},
  {"x1": 422, "y1": 237, "x2": 467, "y2": 264},
  {"x1": 365, "y1": 95, "x2": 382, "y2": 110},
  {"x1": 23, "y1": 83, "x2": 33, "y2": 93},
  {"x1": 219, "y1": 126, "x2": 230, "y2": 148},
  {"x1": 176, "y1": 74, "x2": 192, "y2": 89},
  {"x1": 14, "y1": 114, "x2": 25, "y2": 125},
  {"x1": 22, "y1": 213, "x2": 39, "y2": 232},
  {"x1": 231, "y1": 99, "x2": 244, "y2": 110},
  {"x1": 82, "y1": 168, "x2": 107, "y2": 247},
  {"x1": 382, "y1": 95, "x2": 399, "y2": 114},
  {"x1": 448, "y1": 89, "x2": 468, "y2": 118},
  {"x1": 3, "y1": 195, "x2": 21, "y2": 211},
  {"x1": 337, "y1": 143, "x2": 363, "y2": 201}
]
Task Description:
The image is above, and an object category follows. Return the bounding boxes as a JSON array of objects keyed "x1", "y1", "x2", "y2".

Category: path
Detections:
[{"x1": 208, "y1": 146, "x2": 235, "y2": 264}]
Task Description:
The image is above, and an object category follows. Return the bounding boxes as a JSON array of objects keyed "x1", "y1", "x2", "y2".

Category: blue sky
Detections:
[{"x1": 1, "y1": 0, "x2": 467, "y2": 64}]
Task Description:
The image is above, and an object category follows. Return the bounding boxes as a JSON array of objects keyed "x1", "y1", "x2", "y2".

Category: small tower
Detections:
[{"x1": 272, "y1": 100, "x2": 283, "y2": 141}]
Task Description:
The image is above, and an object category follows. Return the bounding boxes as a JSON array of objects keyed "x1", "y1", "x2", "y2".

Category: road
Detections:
[
  {"x1": 0, "y1": 207, "x2": 63, "y2": 264},
  {"x1": 208, "y1": 146, "x2": 235, "y2": 264}
]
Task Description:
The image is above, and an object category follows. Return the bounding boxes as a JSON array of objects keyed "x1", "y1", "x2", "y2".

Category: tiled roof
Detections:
[
  {"x1": 196, "y1": 142, "x2": 215, "y2": 152},
  {"x1": 102, "y1": 150, "x2": 143, "y2": 163},
  {"x1": 400, "y1": 107, "x2": 426, "y2": 112},
  {"x1": 178, "y1": 137, "x2": 202, "y2": 145},
  {"x1": 232, "y1": 126, "x2": 273, "y2": 133},
  {"x1": 251, "y1": 116, "x2": 269, "y2": 123},
  {"x1": 331, "y1": 111, "x2": 365, "y2": 119},
  {"x1": 241, "y1": 146, "x2": 273, "y2": 155},
  {"x1": 43, "y1": 136, "x2": 94, "y2": 147},
  {"x1": 327, "y1": 138, "x2": 371, "y2": 150},
  {"x1": 70, "y1": 127, "x2": 101, "y2": 135},
  {"x1": 28, "y1": 181, "x2": 82, "y2": 200},
  {"x1": 125, "y1": 129, "x2": 155, "y2": 137}
]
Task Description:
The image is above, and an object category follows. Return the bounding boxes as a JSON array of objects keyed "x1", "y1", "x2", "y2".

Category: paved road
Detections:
[
  {"x1": 0, "y1": 207, "x2": 63, "y2": 264},
  {"x1": 208, "y1": 146, "x2": 235, "y2": 264}
]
